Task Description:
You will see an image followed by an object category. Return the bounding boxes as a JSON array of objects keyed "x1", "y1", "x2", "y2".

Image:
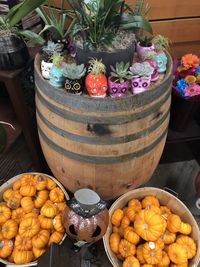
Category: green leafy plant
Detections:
[
  {"x1": 137, "y1": 35, "x2": 153, "y2": 47},
  {"x1": 129, "y1": 62, "x2": 154, "y2": 77},
  {"x1": 63, "y1": 63, "x2": 86, "y2": 79},
  {"x1": 0, "y1": 0, "x2": 46, "y2": 44},
  {"x1": 42, "y1": 40, "x2": 63, "y2": 62},
  {"x1": 110, "y1": 62, "x2": 132, "y2": 83},
  {"x1": 152, "y1": 34, "x2": 170, "y2": 51},
  {"x1": 88, "y1": 58, "x2": 106, "y2": 75},
  {"x1": 67, "y1": 0, "x2": 153, "y2": 51},
  {"x1": 50, "y1": 52, "x2": 64, "y2": 68}
]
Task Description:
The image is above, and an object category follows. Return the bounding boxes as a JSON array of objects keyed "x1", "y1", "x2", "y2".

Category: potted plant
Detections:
[
  {"x1": 129, "y1": 61, "x2": 154, "y2": 94},
  {"x1": 85, "y1": 58, "x2": 108, "y2": 98},
  {"x1": 41, "y1": 41, "x2": 63, "y2": 79},
  {"x1": 67, "y1": 0, "x2": 152, "y2": 73},
  {"x1": 136, "y1": 35, "x2": 154, "y2": 60},
  {"x1": 49, "y1": 52, "x2": 65, "y2": 87},
  {"x1": 108, "y1": 62, "x2": 132, "y2": 98},
  {"x1": 152, "y1": 34, "x2": 170, "y2": 73},
  {"x1": 142, "y1": 51, "x2": 159, "y2": 81},
  {"x1": 63, "y1": 63, "x2": 86, "y2": 95},
  {"x1": 0, "y1": 0, "x2": 46, "y2": 70}
]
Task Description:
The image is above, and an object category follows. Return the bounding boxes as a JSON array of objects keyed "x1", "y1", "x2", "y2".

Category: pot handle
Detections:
[{"x1": 163, "y1": 187, "x2": 179, "y2": 198}]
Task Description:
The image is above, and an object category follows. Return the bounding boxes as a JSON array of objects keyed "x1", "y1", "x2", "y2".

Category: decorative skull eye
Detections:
[
  {"x1": 73, "y1": 83, "x2": 81, "y2": 90},
  {"x1": 142, "y1": 82, "x2": 148, "y2": 87},
  {"x1": 54, "y1": 76, "x2": 59, "y2": 81},
  {"x1": 121, "y1": 87, "x2": 127, "y2": 93},
  {"x1": 65, "y1": 82, "x2": 71, "y2": 90},
  {"x1": 112, "y1": 87, "x2": 118, "y2": 93},
  {"x1": 47, "y1": 67, "x2": 51, "y2": 71},
  {"x1": 133, "y1": 82, "x2": 139, "y2": 87},
  {"x1": 158, "y1": 61, "x2": 163, "y2": 66},
  {"x1": 102, "y1": 86, "x2": 107, "y2": 91}
]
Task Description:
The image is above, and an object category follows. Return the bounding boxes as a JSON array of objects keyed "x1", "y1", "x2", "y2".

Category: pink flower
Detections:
[{"x1": 184, "y1": 84, "x2": 200, "y2": 97}]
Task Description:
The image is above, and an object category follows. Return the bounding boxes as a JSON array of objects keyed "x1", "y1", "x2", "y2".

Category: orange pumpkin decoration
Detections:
[
  {"x1": 20, "y1": 185, "x2": 36, "y2": 197},
  {"x1": 161, "y1": 230, "x2": 176, "y2": 244},
  {"x1": 109, "y1": 232, "x2": 120, "y2": 254},
  {"x1": 0, "y1": 205, "x2": 11, "y2": 224},
  {"x1": 112, "y1": 226, "x2": 124, "y2": 237},
  {"x1": 14, "y1": 249, "x2": 33, "y2": 264},
  {"x1": 171, "y1": 263, "x2": 188, "y2": 267},
  {"x1": 49, "y1": 187, "x2": 64, "y2": 203},
  {"x1": 19, "y1": 217, "x2": 40, "y2": 238},
  {"x1": 7, "y1": 191, "x2": 22, "y2": 209},
  {"x1": 167, "y1": 214, "x2": 181, "y2": 233},
  {"x1": 8, "y1": 248, "x2": 17, "y2": 263},
  {"x1": 125, "y1": 207, "x2": 136, "y2": 221},
  {"x1": 24, "y1": 212, "x2": 38, "y2": 219},
  {"x1": 15, "y1": 235, "x2": 32, "y2": 251},
  {"x1": 141, "y1": 265, "x2": 153, "y2": 267},
  {"x1": 3, "y1": 189, "x2": 13, "y2": 202},
  {"x1": 34, "y1": 190, "x2": 49, "y2": 208},
  {"x1": 55, "y1": 202, "x2": 67, "y2": 214},
  {"x1": 128, "y1": 199, "x2": 142, "y2": 211},
  {"x1": 176, "y1": 235, "x2": 197, "y2": 259},
  {"x1": 41, "y1": 201, "x2": 57, "y2": 218},
  {"x1": 142, "y1": 196, "x2": 160, "y2": 208},
  {"x1": 53, "y1": 215, "x2": 64, "y2": 232},
  {"x1": 32, "y1": 229, "x2": 50, "y2": 249},
  {"x1": 111, "y1": 209, "x2": 124, "y2": 227},
  {"x1": 168, "y1": 243, "x2": 188, "y2": 264},
  {"x1": 117, "y1": 253, "x2": 124, "y2": 261},
  {"x1": 134, "y1": 210, "x2": 167, "y2": 241},
  {"x1": 160, "y1": 206, "x2": 171, "y2": 219},
  {"x1": 120, "y1": 216, "x2": 130, "y2": 230},
  {"x1": 38, "y1": 215, "x2": 53, "y2": 230},
  {"x1": 11, "y1": 208, "x2": 26, "y2": 223},
  {"x1": 0, "y1": 239, "x2": 13, "y2": 258},
  {"x1": 118, "y1": 239, "x2": 136, "y2": 258},
  {"x1": 48, "y1": 231, "x2": 63, "y2": 246},
  {"x1": 32, "y1": 246, "x2": 45, "y2": 258},
  {"x1": 2, "y1": 219, "x2": 18, "y2": 239},
  {"x1": 21, "y1": 197, "x2": 34, "y2": 213},
  {"x1": 20, "y1": 173, "x2": 35, "y2": 186},
  {"x1": 156, "y1": 238, "x2": 165, "y2": 249},
  {"x1": 123, "y1": 256, "x2": 140, "y2": 267},
  {"x1": 179, "y1": 222, "x2": 192, "y2": 235},
  {"x1": 142, "y1": 242, "x2": 162, "y2": 265},
  {"x1": 13, "y1": 179, "x2": 21, "y2": 191},
  {"x1": 46, "y1": 178, "x2": 56, "y2": 190},
  {"x1": 136, "y1": 244, "x2": 146, "y2": 264},
  {"x1": 123, "y1": 227, "x2": 140, "y2": 245},
  {"x1": 35, "y1": 174, "x2": 47, "y2": 191},
  {"x1": 145, "y1": 205, "x2": 161, "y2": 215},
  {"x1": 157, "y1": 251, "x2": 170, "y2": 267}
]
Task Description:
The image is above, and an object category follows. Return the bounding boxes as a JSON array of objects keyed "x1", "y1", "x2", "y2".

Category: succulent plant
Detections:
[
  {"x1": 88, "y1": 58, "x2": 106, "y2": 75},
  {"x1": 110, "y1": 62, "x2": 132, "y2": 83},
  {"x1": 137, "y1": 35, "x2": 154, "y2": 47},
  {"x1": 129, "y1": 62, "x2": 154, "y2": 77},
  {"x1": 63, "y1": 63, "x2": 86, "y2": 80},
  {"x1": 42, "y1": 41, "x2": 63, "y2": 62},
  {"x1": 50, "y1": 52, "x2": 64, "y2": 68},
  {"x1": 152, "y1": 34, "x2": 170, "y2": 51},
  {"x1": 142, "y1": 51, "x2": 157, "y2": 61}
]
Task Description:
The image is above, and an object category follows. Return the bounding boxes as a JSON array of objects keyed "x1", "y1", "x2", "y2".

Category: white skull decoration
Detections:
[{"x1": 41, "y1": 60, "x2": 53, "y2": 80}]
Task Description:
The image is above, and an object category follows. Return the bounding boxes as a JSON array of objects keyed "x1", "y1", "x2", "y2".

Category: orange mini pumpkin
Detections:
[
  {"x1": 32, "y1": 229, "x2": 50, "y2": 249},
  {"x1": 20, "y1": 173, "x2": 35, "y2": 186},
  {"x1": 20, "y1": 185, "x2": 36, "y2": 197},
  {"x1": 2, "y1": 219, "x2": 18, "y2": 239},
  {"x1": 48, "y1": 231, "x2": 63, "y2": 246},
  {"x1": 120, "y1": 216, "x2": 130, "y2": 230},
  {"x1": 15, "y1": 235, "x2": 32, "y2": 251},
  {"x1": 49, "y1": 187, "x2": 64, "y2": 203},
  {"x1": 179, "y1": 222, "x2": 192, "y2": 235},
  {"x1": 0, "y1": 239, "x2": 13, "y2": 258},
  {"x1": 168, "y1": 243, "x2": 188, "y2": 264},
  {"x1": 157, "y1": 251, "x2": 170, "y2": 267},
  {"x1": 111, "y1": 209, "x2": 124, "y2": 227},
  {"x1": 134, "y1": 210, "x2": 167, "y2": 241},
  {"x1": 35, "y1": 174, "x2": 47, "y2": 191},
  {"x1": 118, "y1": 239, "x2": 136, "y2": 258},
  {"x1": 142, "y1": 242, "x2": 162, "y2": 265},
  {"x1": 14, "y1": 249, "x2": 33, "y2": 264},
  {"x1": 136, "y1": 244, "x2": 146, "y2": 264},
  {"x1": 13, "y1": 179, "x2": 21, "y2": 191},
  {"x1": 21, "y1": 197, "x2": 34, "y2": 213},
  {"x1": 53, "y1": 215, "x2": 64, "y2": 232},
  {"x1": 3, "y1": 189, "x2": 13, "y2": 202},
  {"x1": 123, "y1": 256, "x2": 140, "y2": 267},
  {"x1": 41, "y1": 201, "x2": 57, "y2": 218},
  {"x1": 142, "y1": 196, "x2": 160, "y2": 208},
  {"x1": 128, "y1": 199, "x2": 142, "y2": 212},
  {"x1": 11, "y1": 208, "x2": 26, "y2": 223},
  {"x1": 7, "y1": 191, "x2": 22, "y2": 209},
  {"x1": 24, "y1": 212, "x2": 38, "y2": 219},
  {"x1": 109, "y1": 232, "x2": 120, "y2": 254},
  {"x1": 145, "y1": 205, "x2": 161, "y2": 215},
  {"x1": 38, "y1": 215, "x2": 53, "y2": 230},
  {"x1": 167, "y1": 214, "x2": 181, "y2": 233},
  {"x1": 123, "y1": 227, "x2": 140, "y2": 245},
  {"x1": 0, "y1": 205, "x2": 11, "y2": 224},
  {"x1": 32, "y1": 246, "x2": 45, "y2": 258},
  {"x1": 176, "y1": 235, "x2": 197, "y2": 259},
  {"x1": 125, "y1": 207, "x2": 136, "y2": 221},
  {"x1": 160, "y1": 206, "x2": 171, "y2": 219},
  {"x1": 19, "y1": 217, "x2": 40, "y2": 238},
  {"x1": 46, "y1": 178, "x2": 56, "y2": 190},
  {"x1": 161, "y1": 230, "x2": 176, "y2": 244},
  {"x1": 55, "y1": 202, "x2": 67, "y2": 214},
  {"x1": 34, "y1": 190, "x2": 49, "y2": 208}
]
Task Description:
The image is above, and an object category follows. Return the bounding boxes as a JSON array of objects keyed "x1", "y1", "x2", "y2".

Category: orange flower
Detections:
[
  {"x1": 185, "y1": 75, "x2": 197, "y2": 84},
  {"x1": 177, "y1": 66, "x2": 189, "y2": 72},
  {"x1": 181, "y1": 54, "x2": 199, "y2": 68},
  {"x1": 197, "y1": 74, "x2": 200, "y2": 82}
]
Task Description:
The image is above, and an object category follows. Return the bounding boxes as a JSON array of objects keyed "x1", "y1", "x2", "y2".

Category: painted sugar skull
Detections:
[
  {"x1": 108, "y1": 77, "x2": 129, "y2": 97},
  {"x1": 41, "y1": 60, "x2": 53, "y2": 79},
  {"x1": 154, "y1": 52, "x2": 168, "y2": 73},
  {"x1": 62, "y1": 189, "x2": 109, "y2": 245},
  {"x1": 131, "y1": 76, "x2": 151, "y2": 94},
  {"x1": 49, "y1": 65, "x2": 65, "y2": 87},
  {"x1": 65, "y1": 79, "x2": 83, "y2": 95},
  {"x1": 85, "y1": 75, "x2": 108, "y2": 98}
]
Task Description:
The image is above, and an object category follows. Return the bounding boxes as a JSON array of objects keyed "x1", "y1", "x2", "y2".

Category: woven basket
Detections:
[
  {"x1": 0, "y1": 172, "x2": 69, "y2": 267},
  {"x1": 103, "y1": 187, "x2": 200, "y2": 267}
]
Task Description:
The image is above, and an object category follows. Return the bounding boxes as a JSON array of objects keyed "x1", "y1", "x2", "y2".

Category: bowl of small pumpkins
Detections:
[
  {"x1": 0, "y1": 172, "x2": 69, "y2": 266},
  {"x1": 103, "y1": 187, "x2": 200, "y2": 267}
]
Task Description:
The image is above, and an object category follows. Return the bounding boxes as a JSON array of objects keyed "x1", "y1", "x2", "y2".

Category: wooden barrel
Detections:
[
  {"x1": 103, "y1": 187, "x2": 200, "y2": 267},
  {"x1": 35, "y1": 53, "x2": 173, "y2": 200}
]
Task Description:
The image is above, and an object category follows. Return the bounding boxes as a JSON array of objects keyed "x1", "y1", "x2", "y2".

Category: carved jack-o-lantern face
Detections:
[
  {"x1": 62, "y1": 205, "x2": 109, "y2": 243},
  {"x1": 65, "y1": 78, "x2": 83, "y2": 95}
]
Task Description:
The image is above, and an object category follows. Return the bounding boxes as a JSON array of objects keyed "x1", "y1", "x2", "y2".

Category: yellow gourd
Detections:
[
  {"x1": 179, "y1": 222, "x2": 192, "y2": 235},
  {"x1": 167, "y1": 214, "x2": 181, "y2": 233}
]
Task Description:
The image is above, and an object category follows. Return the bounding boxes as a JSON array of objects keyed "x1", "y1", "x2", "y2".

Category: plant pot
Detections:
[
  {"x1": 49, "y1": 65, "x2": 65, "y2": 88},
  {"x1": 136, "y1": 42, "x2": 155, "y2": 60},
  {"x1": 41, "y1": 60, "x2": 53, "y2": 80},
  {"x1": 64, "y1": 78, "x2": 83, "y2": 95},
  {"x1": 131, "y1": 75, "x2": 151, "y2": 95},
  {"x1": 76, "y1": 42, "x2": 135, "y2": 75},
  {"x1": 108, "y1": 77, "x2": 129, "y2": 98},
  {"x1": 154, "y1": 51, "x2": 168, "y2": 73},
  {"x1": 0, "y1": 33, "x2": 30, "y2": 70},
  {"x1": 85, "y1": 73, "x2": 108, "y2": 98},
  {"x1": 144, "y1": 59, "x2": 159, "y2": 82}
]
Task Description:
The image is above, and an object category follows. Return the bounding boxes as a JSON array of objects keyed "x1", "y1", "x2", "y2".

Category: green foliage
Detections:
[
  {"x1": 67, "y1": 0, "x2": 152, "y2": 51},
  {"x1": 152, "y1": 34, "x2": 170, "y2": 51},
  {"x1": 88, "y1": 58, "x2": 106, "y2": 75},
  {"x1": 137, "y1": 35, "x2": 153, "y2": 47},
  {"x1": 50, "y1": 52, "x2": 64, "y2": 68},
  {"x1": 110, "y1": 62, "x2": 132, "y2": 83},
  {"x1": 42, "y1": 41, "x2": 63, "y2": 62},
  {"x1": 63, "y1": 63, "x2": 86, "y2": 79}
]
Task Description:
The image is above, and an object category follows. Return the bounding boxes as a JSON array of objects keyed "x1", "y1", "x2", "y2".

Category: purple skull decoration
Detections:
[
  {"x1": 108, "y1": 77, "x2": 129, "y2": 97},
  {"x1": 131, "y1": 76, "x2": 151, "y2": 95}
]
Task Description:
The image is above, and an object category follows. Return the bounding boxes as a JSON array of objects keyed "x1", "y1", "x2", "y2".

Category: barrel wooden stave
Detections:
[{"x1": 35, "y1": 53, "x2": 173, "y2": 199}]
